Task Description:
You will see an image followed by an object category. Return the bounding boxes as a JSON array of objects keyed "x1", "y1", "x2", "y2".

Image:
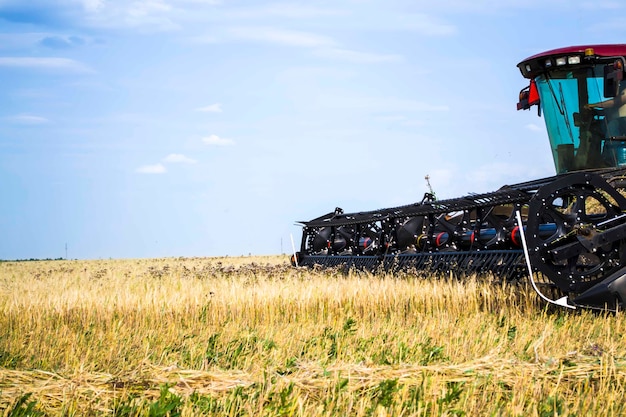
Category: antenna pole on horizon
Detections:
[{"x1": 425, "y1": 174, "x2": 436, "y2": 200}]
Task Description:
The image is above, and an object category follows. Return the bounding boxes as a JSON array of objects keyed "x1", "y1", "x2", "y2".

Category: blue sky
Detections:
[{"x1": 1, "y1": 0, "x2": 624, "y2": 259}]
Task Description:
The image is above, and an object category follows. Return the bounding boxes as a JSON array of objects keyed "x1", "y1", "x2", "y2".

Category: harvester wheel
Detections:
[{"x1": 526, "y1": 172, "x2": 626, "y2": 294}]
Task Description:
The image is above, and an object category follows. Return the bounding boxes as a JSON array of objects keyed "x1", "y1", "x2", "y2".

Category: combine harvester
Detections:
[{"x1": 292, "y1": 45, "x2": 626, "y2": 311}]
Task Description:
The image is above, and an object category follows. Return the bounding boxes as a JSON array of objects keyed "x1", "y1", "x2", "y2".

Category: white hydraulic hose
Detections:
[
  {"x1": 515, "y1": 210, "x2": 575, "y2": 309},
  {"x1": 290, "y1": 234, "x2": 298, "y2": 267}
]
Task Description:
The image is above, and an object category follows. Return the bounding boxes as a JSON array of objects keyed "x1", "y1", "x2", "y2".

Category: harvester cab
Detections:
[
  {"x1": 294, "y1": 44, "x2": 626, "y2": 311},
  {"x1": 517, "y1": 45, "x2": 626, "y2": 174}
]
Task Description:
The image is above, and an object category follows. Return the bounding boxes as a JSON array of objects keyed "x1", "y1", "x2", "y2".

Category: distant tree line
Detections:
[{"x1": 0, "y1": 257, "x2": 66, "y2": 262}]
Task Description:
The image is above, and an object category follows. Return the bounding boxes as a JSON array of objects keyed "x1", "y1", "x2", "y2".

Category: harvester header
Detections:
[{"x1": 293, "y1": 45, "x2": 626, "y2": 311}]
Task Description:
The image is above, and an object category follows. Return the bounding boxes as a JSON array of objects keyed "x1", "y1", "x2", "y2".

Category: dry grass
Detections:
[{"x1": 1, "y1": 256, "x2": 625, "y2": 416}]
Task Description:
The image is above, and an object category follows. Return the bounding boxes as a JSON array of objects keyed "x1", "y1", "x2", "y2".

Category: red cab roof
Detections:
[
  {"x1": 518, "y1": 44, "x2": 626, "y2": 79},
  {"x1": 521, "y1": 44, "x2": 626, "y2": 62}
]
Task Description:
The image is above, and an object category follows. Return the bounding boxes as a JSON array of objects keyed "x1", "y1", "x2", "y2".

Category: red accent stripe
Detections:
[
  {"x1": 511, "y1": 226, "x2": 520, "y2": 247},
  {"x1": 528, "y1": 80, "x2": 540, "y2": 105}
]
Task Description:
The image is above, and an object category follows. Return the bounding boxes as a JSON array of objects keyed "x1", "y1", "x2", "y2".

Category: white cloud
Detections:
[
  {"x1": 202, "y1": 134, "x2": 235, "y2": 146},
  {"x1": 412, "y1": 1, "x2": 529, "y2": 13},
  {"x1": 82, "y1": 0, "x2": 105, "y2": 12},
  {"x1": 314, "y1": 48, "x2": 403, "y2": 63},
  {"x1": 526, "y1": 123, "x2": 543, "y2": 132},
  {"x1": 228, "y1": 26, "x2": 336, "y2": 48},
  {"x1": 128, "y1": 0, "x2": 172, "y2": 17},
  {"x1": 0, "y1": 57, "x2": 94, "y2": 73},
  {"x1": 136, "y1": 163, "x2": 167, "y2": 174},
  {"x1": 163, "y1": 153, "x2": 197, "y2": 164},
  {"x1": 431, "y1": 0, "x2": 622, "y2": 13},
  {"x1": 580, "y1": 1, "x2": 623, "y2": 9},
  {"x1": 319, "y1": 10, "x2": 456, "y2": 36},
  {"x1": 136, "y1": 154, "x2": 196, "y2": 174},
  {"x1": 176, "y1": 0, "x2": 222, "y2": 4},
  {"x1": 196, "y1": 103, "x2": 222, "y2": 113},
  {"x1": 221, "y1": 4, "x2": 343, "y2": 19},
  {"x1": 123, "y1": 0, "x2": 179, "y2": 31},
  {"x1": 6, "y1": 114, "x2": 49, "y2": 125},
  {"x1": 79, "y1": 0, "x2": 180, "y2": 31}
]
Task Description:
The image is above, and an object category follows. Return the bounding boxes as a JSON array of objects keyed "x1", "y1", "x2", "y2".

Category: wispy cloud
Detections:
[
  {"x1": 127, "y1": 1, "x2": 172, "y2": 19},
  {"x1": 82, "y1": 0, "x2": 105, "y2": 12},
  {"x1": 195, "y1": 103, "x2": 222, "y2": 113},
  {"x1": 411, "y1": 1, "x2": 530, "y2": 14},
  {"x1": 228, "y1": 26, "x2": 336, "y2": 48},
  {"x1": 72, "y1": 0, "x2": 180, "y2": 31},
  {"x1": 0, "y1": 57, "x2": 94, "y2": 73},
  {"x1": 580, "y1": 1, "x2": 623, "y2": 9},
  {"x1": 320, "y1": 95, "x2": 449, "y2": 113},
  {"x1": 163, "y1": 153, "x2": 197, "y2": 164},
  {"x1": 526, "y1": 123, "x2": 543, "y2": 132},
  {"x1": 136, "y1": 163, "x2": 166, "y2": 174},
  {"x1": 220, "y1": 4, "x2": 344, "y2": 19},
  {"x1": 314, "y1": 48, "x2": 403, "y2": 64},
  {"x1": 0, "y1": 0, "x2": 199, "y2": 31},
  {"x1": 5, "y1": 113, "x2": 49, "y2": 125},
  {"x1": 422, "y1": 0, "x2": 622, "y2": 13},
  {"x1": 202, "y1": 134, "x2": 235, "y2": 146},
  {"x1": 39, "y1": 35, "x2": 86, "y2": 49},
  {"x1": 176, "y1": 0, "x2": 222, "y2": 4},
  {"x1": 137, "y1": 153, "x2": 197, "y2": 174},
  {"x1": 0, "y1": 32, "x2": 99, "y2": 50}
]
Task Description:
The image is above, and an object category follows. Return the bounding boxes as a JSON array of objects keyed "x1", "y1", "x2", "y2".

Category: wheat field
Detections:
[{"x1": 1, "y1": 256, "x2": 625, "y2": 416}]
